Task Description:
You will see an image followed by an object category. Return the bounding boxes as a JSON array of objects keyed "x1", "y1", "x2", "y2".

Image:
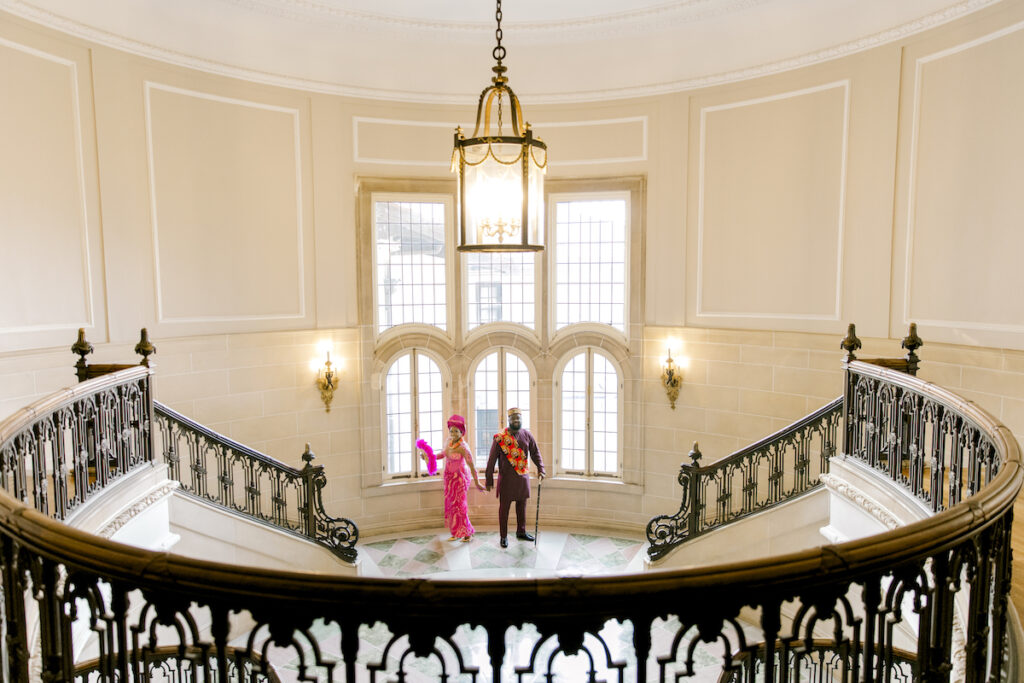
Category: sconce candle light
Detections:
[
  {"x1": 317, "y1": 350, "x2": 338, "y2": 413},
  {"x1": 661, "y1": 344, "x2": 684, "y2": 410}
]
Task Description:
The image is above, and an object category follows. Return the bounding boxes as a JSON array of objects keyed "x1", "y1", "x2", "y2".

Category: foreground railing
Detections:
[
  {"x1": 154, "y1": 403, "x2": 358, "y2": 562},
  {"x1": 0, "y1": 326, "x2": 1020, "y2": 682},
  {"x1": 646, "y1": 397, "x2": 842, "y2": 560}
]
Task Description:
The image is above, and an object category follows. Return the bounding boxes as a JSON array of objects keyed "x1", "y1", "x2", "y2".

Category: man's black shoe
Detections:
[
  {"x1": 500, "y1": 537, "x2": 508, "y2": 548},
  {"x1": 516, "y1": 532, "x2": 535, "y2": 542}
]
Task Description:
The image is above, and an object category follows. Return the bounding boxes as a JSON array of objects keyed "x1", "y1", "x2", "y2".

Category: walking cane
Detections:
[{"x1": 533, "y1": 476, "x2": 542, "y2": 548}]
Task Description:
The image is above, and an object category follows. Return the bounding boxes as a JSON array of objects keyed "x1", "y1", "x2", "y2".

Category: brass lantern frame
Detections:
[{"x1": 452, "y1": 0, "x2": 547, "y2": 253}]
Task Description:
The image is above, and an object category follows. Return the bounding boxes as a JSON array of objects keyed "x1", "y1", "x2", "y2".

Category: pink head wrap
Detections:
[{"x1": 447, "y1": 414, "x2": 466, "y2": 435}]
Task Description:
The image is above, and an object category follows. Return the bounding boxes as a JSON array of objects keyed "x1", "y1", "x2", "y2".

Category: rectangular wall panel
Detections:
[
  {"x1": 0, "y1": 37, "x2": 103, "y2": 351},
  {"x1": 145, "y1": 83, "x2": 307, "y2": 325},
  {"x1": 899, "y1": 23, "x2": 1024, "y2": 344},
  {"x1": 695, "y1": 82, "x2": 849, "y2": 322}
]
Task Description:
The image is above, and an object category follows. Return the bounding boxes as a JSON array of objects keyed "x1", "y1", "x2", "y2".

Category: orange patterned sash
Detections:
[{"x1": 494, "y1": 430, "x2": 528, "y2": 475}]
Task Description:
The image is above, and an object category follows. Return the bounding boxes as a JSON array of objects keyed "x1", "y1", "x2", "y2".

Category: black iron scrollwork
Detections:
[
  {"x1": 647, "y1": 399, "x2": 842, "y2": 560},
  {"x1": 154, "y1": 406, "x2": 359, "y2": 561}
]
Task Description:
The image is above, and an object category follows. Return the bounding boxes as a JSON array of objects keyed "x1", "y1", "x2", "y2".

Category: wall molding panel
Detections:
[
  {"x1": 143, "y1": 82, "x2": 311, "y2": 332},
  {"x1": 897, "y1": 19, "x2": 1024, "y2": 346},
  {"x1": 0, "y1": 34, "x2": 105, "y2": 352},
  {"x1": 693, "y1": 80, "x2": 850, "y2": 326}
]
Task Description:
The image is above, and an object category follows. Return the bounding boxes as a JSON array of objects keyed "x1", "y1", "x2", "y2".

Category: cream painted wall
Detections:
[{"x1": 3, "y1": 2, "x2": 1024, "y2": 538}]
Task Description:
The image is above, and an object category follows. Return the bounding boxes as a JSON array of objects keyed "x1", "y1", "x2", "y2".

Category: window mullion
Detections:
[
  {"x1": 586, "y1": 349, "x2": 594, "y2": 477},
  {"x1": 410, "y1": 350, "x2": 420, "y2": 477},
  {"x1": 498, "y1": 348, "x2": 506, "y2": 429}
]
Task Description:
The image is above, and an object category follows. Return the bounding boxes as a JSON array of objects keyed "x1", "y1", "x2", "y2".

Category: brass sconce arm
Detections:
[
  {"x1": 317, "y1": 352, "x2": 337, "y2": 412},
  {"x1": 661, "y1": 351, "x2": 682, "y2": 410}
]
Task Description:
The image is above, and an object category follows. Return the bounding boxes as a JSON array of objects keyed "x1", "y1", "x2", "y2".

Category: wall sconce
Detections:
[
  {"x1": 316, "y1": 349, "x2": 338, "y2": 413},
  {"x1": 661, "y1": 342, "x2": 685, "y2": 410}
]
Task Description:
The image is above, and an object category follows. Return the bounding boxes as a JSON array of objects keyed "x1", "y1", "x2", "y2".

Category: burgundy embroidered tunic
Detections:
[{"x1": 485, "y1": 428, "x2": 545, "y2": 502}]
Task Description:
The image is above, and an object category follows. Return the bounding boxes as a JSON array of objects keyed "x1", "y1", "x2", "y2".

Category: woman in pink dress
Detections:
[{"x1": 419, "y1": 415, "x2": 485, "y2": 542}]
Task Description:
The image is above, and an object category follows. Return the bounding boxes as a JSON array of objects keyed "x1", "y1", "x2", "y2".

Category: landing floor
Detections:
[{"x1": 357, "y1": 528, "x2": 648, "y2": 578}]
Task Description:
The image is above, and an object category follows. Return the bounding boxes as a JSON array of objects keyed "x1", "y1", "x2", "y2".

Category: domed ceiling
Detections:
[{"x1": 0, "y1": 0, "x2": 1002, "y2": 102}]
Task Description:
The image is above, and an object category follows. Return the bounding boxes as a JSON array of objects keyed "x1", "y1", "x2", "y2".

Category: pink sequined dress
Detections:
[{"x1": 442, "y1": 440, "x2": 475, "y2": 538}]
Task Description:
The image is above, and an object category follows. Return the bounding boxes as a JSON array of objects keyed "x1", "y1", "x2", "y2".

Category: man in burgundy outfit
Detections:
[{"x1": 485, "y1": 407, "x2": 545, "y2": 548}]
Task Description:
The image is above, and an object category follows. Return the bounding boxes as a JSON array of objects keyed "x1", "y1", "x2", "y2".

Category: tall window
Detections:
[
  {"x1": 384, "y1": 351, "x2": 443, "y2": 478},
  {"x1": 374, "y1": 198, "x2": 448, "y2": 333},
  {"x1": 553, "y1": 196, "x2": 628, "y2": 333},
  {"x1": 559, "y1": 349, "x2": 620, "y2": 476},
  {"x1": 465, "y1": 252, "x2": 536, "y2": 330},
  {"x1": 471, "y1": 349, "x2": 532, "y2": 467}
]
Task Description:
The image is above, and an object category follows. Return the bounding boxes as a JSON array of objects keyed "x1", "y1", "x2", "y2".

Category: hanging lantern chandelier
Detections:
[{"x1": 452, "y1": 0, "x2": 547, "y2": 252}]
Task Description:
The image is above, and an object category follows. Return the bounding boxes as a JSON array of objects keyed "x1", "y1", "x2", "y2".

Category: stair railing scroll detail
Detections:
[
  {"x1": 646, "y1": 397, "x2": 842, "y2": 560},
  {"x1": 154, "y1": 405, "x2": 358, "y2": 562}
]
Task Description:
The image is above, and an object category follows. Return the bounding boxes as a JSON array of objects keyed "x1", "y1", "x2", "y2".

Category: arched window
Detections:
[
  {"x1": 383, "y1": 350, "x2": 444, "y2": 478},
  {"x1": 470, "y1": 348, "x2": 532, "y2": 467},
  {"x1": 558, "y1": 349, "x2": 620, "y2": 476}
]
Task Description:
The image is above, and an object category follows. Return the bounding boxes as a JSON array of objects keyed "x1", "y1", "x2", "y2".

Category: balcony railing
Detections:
[{"x1": 0, "y1": 326, "x2": 1019, "y2": 682}]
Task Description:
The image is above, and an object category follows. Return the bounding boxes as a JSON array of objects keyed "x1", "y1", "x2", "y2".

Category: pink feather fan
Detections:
[{"x1": 416, "y1": 439, "x2": 438, "y2": 475}]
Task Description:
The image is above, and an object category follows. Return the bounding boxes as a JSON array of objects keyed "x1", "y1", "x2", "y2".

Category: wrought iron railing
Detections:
[
  {"x1": 719, "y1": 640, "x2": 916, "y2": 682},
  {"x1": 0, "y1": 364, "x2": 154, "y2": 520},
  {"x1": 0, "y1": 326, "x2": 1020, "y2": 682},
  {"x1": 73, "y1": 646, "x2": 280, "y2": 683},
  {"x1": 843, "y1": 360, "x2": 998, "y2": 512},
  {"x1": 646, "y1": 396, "x2": 842, "y2": 560},
  {"x1": 153, "y1": 403, "x2": 358, "y2": 562}
]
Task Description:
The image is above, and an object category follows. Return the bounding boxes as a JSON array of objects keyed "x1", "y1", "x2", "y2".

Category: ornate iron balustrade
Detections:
[
  {"x1": 843, "y1": 359, "x2": 998, "y2": 513},
  {"x1": 646, "y1": 397, "x2": 842, "y2": 561},
  {"x1": 0, "y1": 365, "x2": 154, "y2": 521},
  {"x1": 0, "y1": 330, "x2": 1020, "y2": 682},
  {"x1": 719, "y1": 640, "x2": 916, "y2": 682},
  {"x1": 153, "y1": 403, "x2": 358, "y2": 563},
  {"x1": 73, "y1": 646, "x2": 280, "y2": 682}
]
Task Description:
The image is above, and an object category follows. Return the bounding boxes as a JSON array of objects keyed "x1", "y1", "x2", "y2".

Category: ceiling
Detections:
[{"x1": 0, "y1": 0, "x2": 1002, "y2": 103}]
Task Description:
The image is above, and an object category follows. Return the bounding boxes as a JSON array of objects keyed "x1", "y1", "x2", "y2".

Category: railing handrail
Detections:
[
  {"x1": 647, "y1": 394, "x2": 843, "y2": 558},
  {"x1": 153, "y1": 400, "x2": 359, "y2": 561},
  {"x1": 691, "y1": 396, "x2": 843, "y2": 475},
  {"x1": 154, "y1": 400, "x2": 303, "y2": 476},
  {"x1": 0, "y1": 365, "x2": 151, "y2": 446}
]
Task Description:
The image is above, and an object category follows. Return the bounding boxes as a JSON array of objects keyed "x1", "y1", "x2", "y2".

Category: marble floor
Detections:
[{"x1": 356, "y1": 528, "x2": 648, "y2": 578}]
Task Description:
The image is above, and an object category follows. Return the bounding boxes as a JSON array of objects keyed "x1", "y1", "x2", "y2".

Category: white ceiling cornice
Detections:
[
  {"x1": 215, "y1": 0, "x2": 770, "y2": 41},
  {"x1": 0, "y1": 0, "x2": 1005, "y2": 104}
]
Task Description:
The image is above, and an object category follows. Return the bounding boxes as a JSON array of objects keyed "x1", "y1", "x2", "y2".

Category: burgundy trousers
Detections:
[{"x1": 498, "y1": 497, "x2": 527, "y2": 538}]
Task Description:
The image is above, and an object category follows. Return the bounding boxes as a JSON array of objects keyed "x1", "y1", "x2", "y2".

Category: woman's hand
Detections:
[{"x1": 475, "y1": 480, "x2": 485, "y2": 491}]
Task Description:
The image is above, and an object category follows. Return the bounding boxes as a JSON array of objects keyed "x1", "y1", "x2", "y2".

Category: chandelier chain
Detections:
[
  {"x1": 493, "y1": 0, "x2": 505, "y2": 66},
  {"x1": 494, "y1": 0, "x2": 505, "y2": 135}
]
